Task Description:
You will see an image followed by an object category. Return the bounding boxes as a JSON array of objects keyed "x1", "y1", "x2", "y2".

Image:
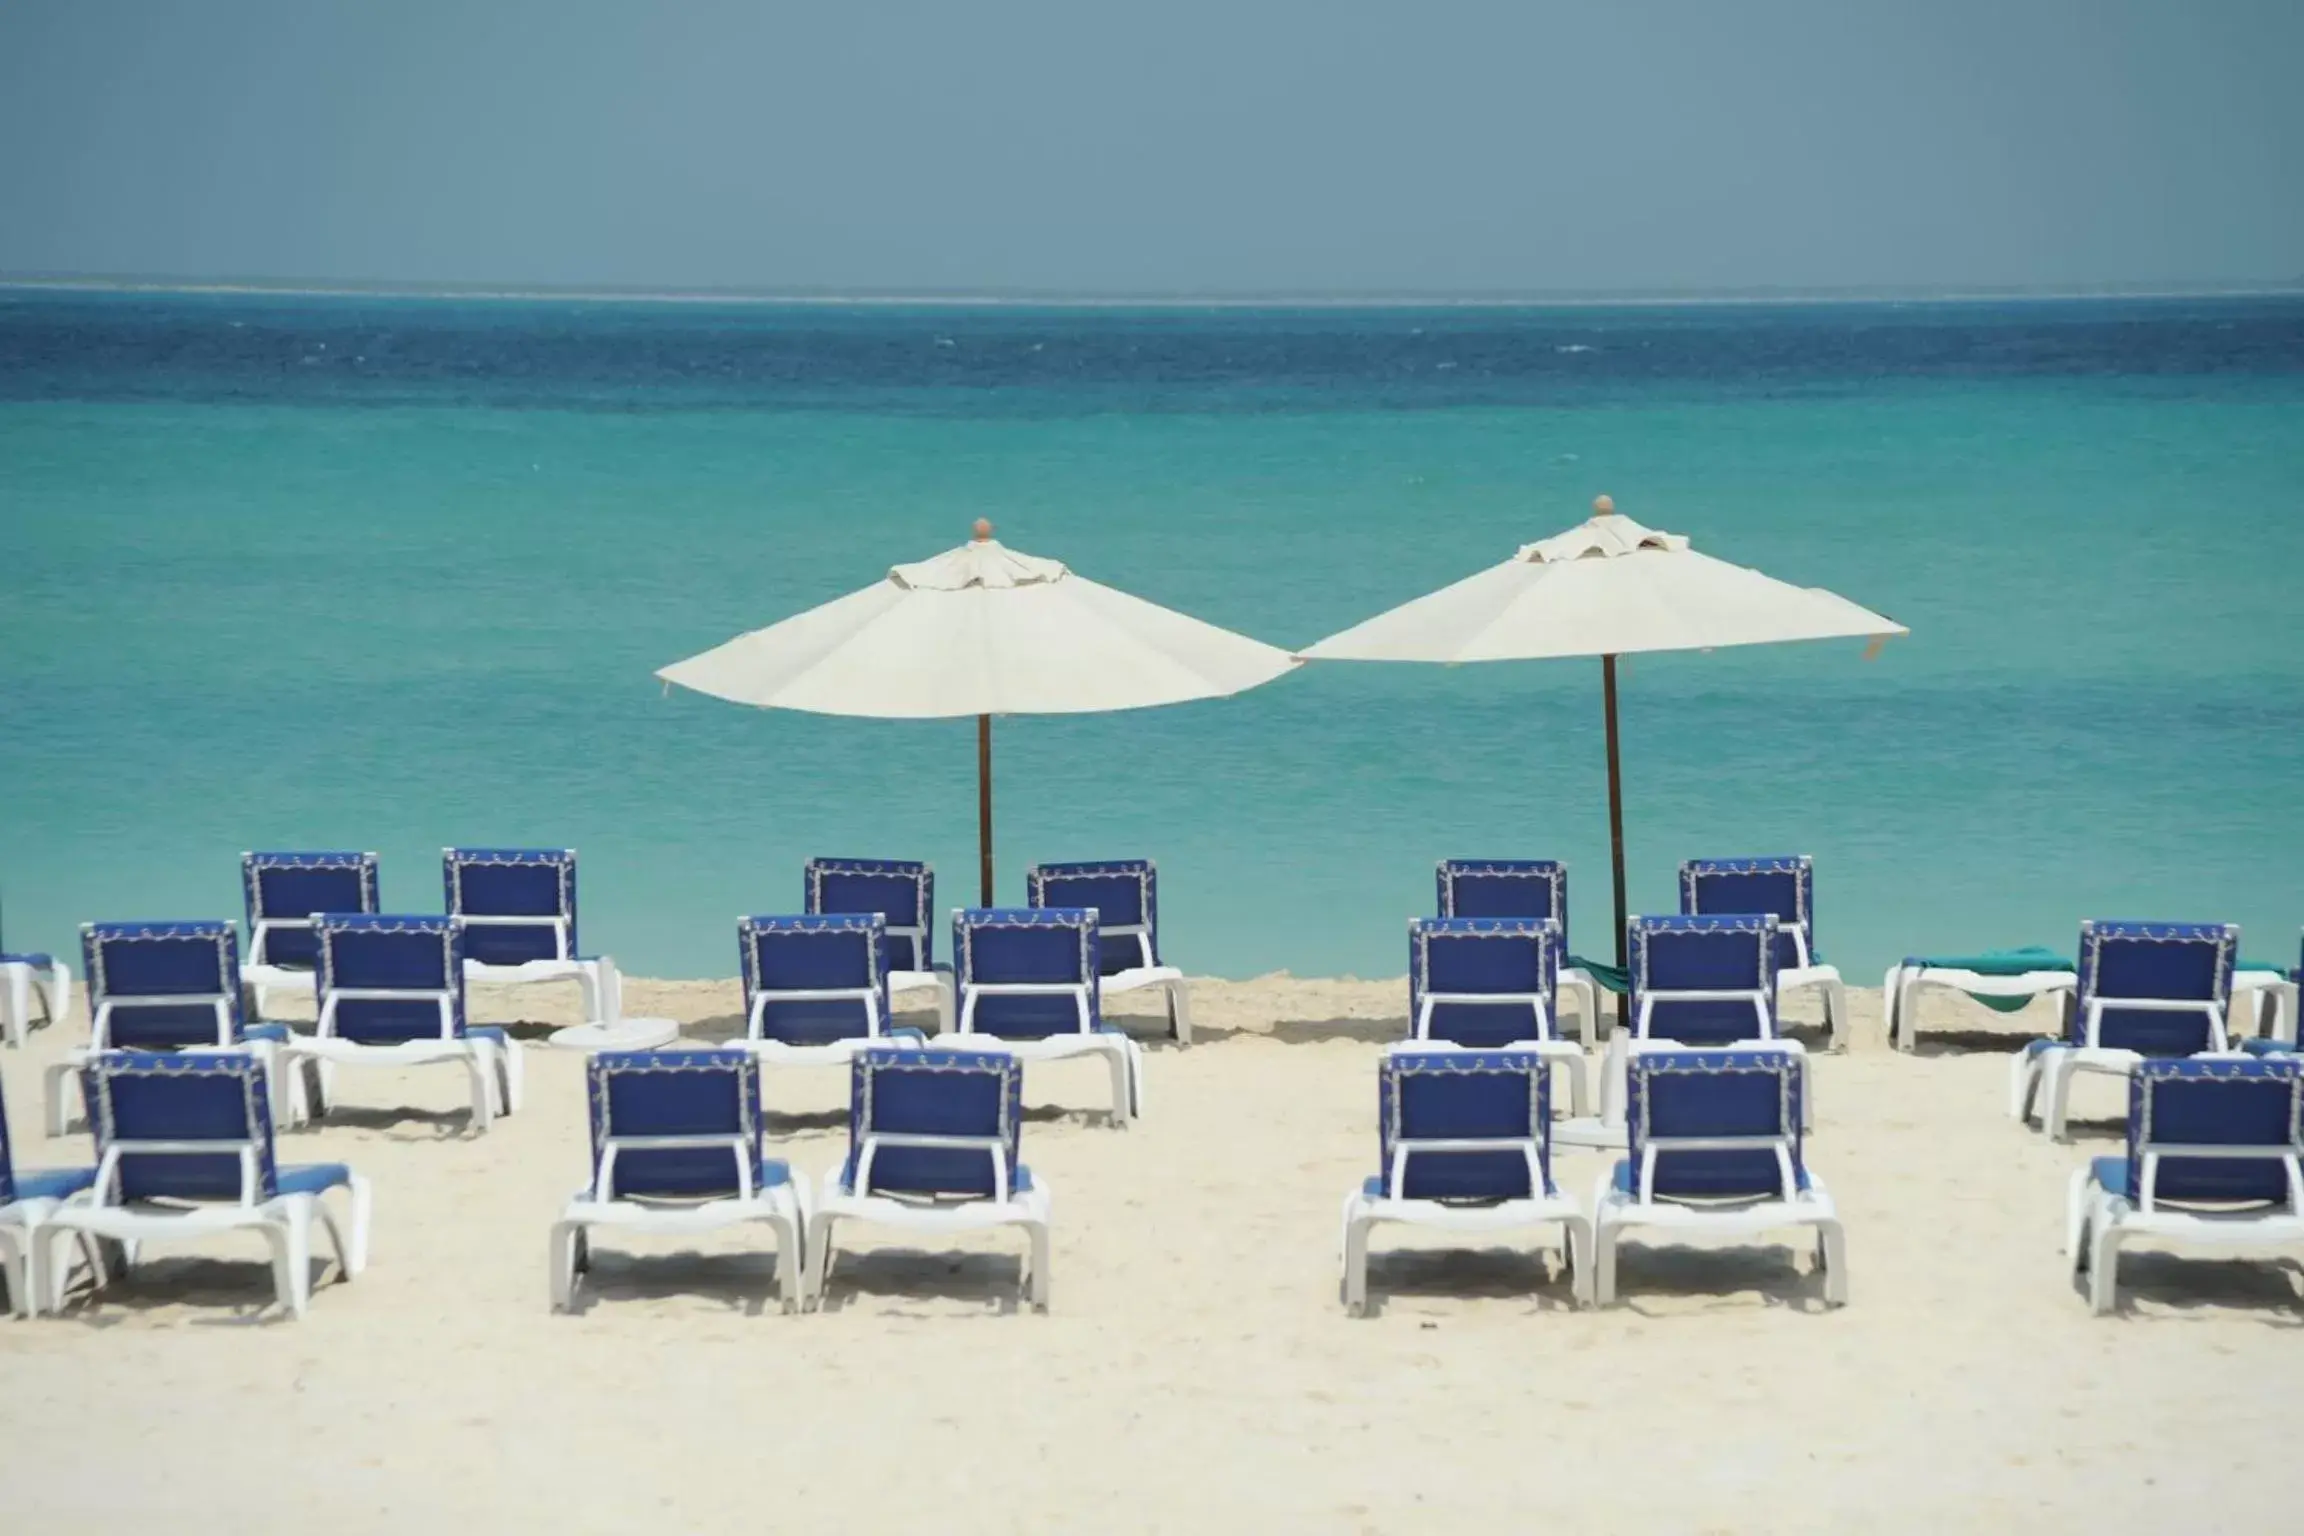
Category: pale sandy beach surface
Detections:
[{"x1": 2, "y1": 979, "x2": 2298, "y2": 1532}]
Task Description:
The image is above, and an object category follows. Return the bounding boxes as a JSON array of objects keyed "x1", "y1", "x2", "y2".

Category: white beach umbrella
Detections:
[
  {"x1": 1301, "y1": 495, "x2": 1907, "y2": 985},
  {"x1": 660, "y1": 519, "x2": 1298, "y2": 902}
]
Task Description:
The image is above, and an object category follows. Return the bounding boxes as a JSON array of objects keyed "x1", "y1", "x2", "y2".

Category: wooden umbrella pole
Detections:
[
  {"x1": 977, "y1": 712, "x2": 995, "y2": 907},
  {"x1": 1602, "y1": 654, "x2": 1629, "y2": 1029}
]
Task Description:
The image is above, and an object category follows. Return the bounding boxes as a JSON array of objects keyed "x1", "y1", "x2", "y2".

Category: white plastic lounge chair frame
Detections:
[
  {"x1": 445, "y1": 847, "x2": 623, "y2": 1026},
  {"x1": 1407, "y1": 916, "x2": 1589, "y2": 1117},
  {"x1": 808, "y1": 1047, "x2": 1051, "y2": 1311},
  {"x1": 45, "y1": 921, "x2": 293, "y2": 1137},
  {"x1": 739, "y1": 912, "x2": 922, "y2": 1068},
  {"x1": 0, "y1": 951, "x2": 72, "y2": 1048},
  {"x1": 239, "y1": 850, "x2": 380, "y2": 1018},
  {"x1": 953, "y1": 907, "x2": 1142, "y2": 1125},
  {"x1": 2012, "y1": 921, "x2": 2236, "y2": 1142},
  {"x1": 282, "y1": 915, "x2": 521, "y2": 1131},
  {"x1": 1340, "y1": 1047, "x2": 1592, "y2": 1314},
  {"x1": 0, "y1": 1069, "x2": 100, "y2": 1317},
  {"x1": 550, "y1": 1049, "x2": 809, "y2": 1314},
  {"x1": 42, "y1": 1053, "x2": 370, "y2": 1319},
  {"x1": 805, "y1": 858, "x2": 955, "y2": 1033},
  {"x1": 1881, "y1": 958, "x2": 2077, "y2": 1054},
  {"x1": 2067, "y1": 1056, "x2": 2304, "y2": 1314},
  {"x1": 1026, "y1": 859, "x2": 1194, "y2": 1045},
  {"x1": 1680, "y1": 856, "x2": 1848, "y2": 1050},
  {"x1": 1435, "y1": 859, "x2": 1605, "y2": 1048},
  {"x1": 1591, "y1": 1046, "x2": 1845, "y2": 1307}
]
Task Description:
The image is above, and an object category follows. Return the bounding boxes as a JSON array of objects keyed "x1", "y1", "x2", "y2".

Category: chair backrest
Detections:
[
  {"x1": 315, "y1": 915, "x2": 467, "y2": 1044},
  {"x1": 586, "y1": 1049, "x2": 766, "y2": 1201},
  {"x1": 83, "y1": 1052, "x2": 280, "y2": 1204},
  {"x1": 444, "y1": 847, "x2": 577, "y2": 966},
  {"x1": 80, "y1": 920, "x2": 244, "y2": 1050},
  {"x1": 2124, "y1": 1057, "x2": 2304, "y2": 1209},
  {"x1": 1408, "y1": 917, "x2": 1561, "y2": 1048},
  {"x1": 1626, "y1": 1047, "x2": 1805, "y2": 1201},
  {"x1": 954, "y1": 907, "x2": 1101, "y2": 1040},
  {"x1": 1027, "y1": 860, "x2": 1158, "y2": 972},
  {"x1": 1378, "y1": 1048, "x2": 1550, "y2": 1200},
  {"x1": 241, "y1": 851, "x2": 380, "y2": 969},
  {"x1": 738, "y1": 914, "x2": 892, "y2": 1046},
  {"x1": 2073, "y1": 920, "x2": 2237, "y2": 1056},
  {"x1": 806, "y1": 858, "x2": 934, "y2": 972},
  {"x1": 848, "y1": 1046, "x2": 1024, "y2": 1199},
  {"x1": 1627, "y1": 914, "x2": 1780, "y2": 1044},
  {"x1": 1436, "y1": 859, "x2": 1568, "y2": 947},
  {"x1": 1679, "y1": 856, "x2": 1814, "y2": 972}
]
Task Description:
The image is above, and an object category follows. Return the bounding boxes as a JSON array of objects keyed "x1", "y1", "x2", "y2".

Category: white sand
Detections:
[{"x1": 2, "y1": 978, "x2": 2297, "y2": 1532}]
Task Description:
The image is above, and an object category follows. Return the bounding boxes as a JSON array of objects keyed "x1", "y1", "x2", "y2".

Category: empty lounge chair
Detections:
[
  {"x1": 2068, "y1": 1056, "x2": 2304, "y2": 1314},
  {"x1": 549, "y1": 1048, "x2": 808, "y2": 1314},
  {"x1": 808, "y1": 1045, "x2": 1050, "y2": 1310},
  {"x1": 1592, "y1": 1046, "x2": 1845, "y2": 1306},
  {"x1": 1026, "y1": 860, "x2": 1192, "y2": 1045},
  {"x1": 1407, "y1": 916, "x2": 1588, "y2": 1116},
  {"x1": 0, "y1": 949, "x2": 71, "y2": 1049},
  {"x1": 738, "y1": 913, "x2": 924, "y2": 1067},
  {"x1": 952, "y1": 906, "x2": 1141, "y2": 1125},
  {"x1": 1436, "y1": 859, "x2": 1604, "y2": 1047},
  {"x1": 805, "y1": 857, "x2": 954, "y2": 1033},
  {"x1": 444, "y1": 847, "x2": 622, "y2": 1026},
  {"x1": 1680, "y1": 856, "x2": 1847, "y2": 1050},
  {"x1": 42, "y1": 1052, "x2": 370, "y2": 1319},
  {"x1": 240, "y1": 851, "x2": 380, "y2": 1018},
  {"x1": 1339, "y1": 1046, "x2": 1591, "y2": 1315},
  {"x1": 0, "y1": 1066, "x2": 98, "y2": 1317}
]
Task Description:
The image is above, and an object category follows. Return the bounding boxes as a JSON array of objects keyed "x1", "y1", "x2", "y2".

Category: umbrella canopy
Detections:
[
  {"x1": 1302, "y1": 496, "x2": 1906, "y2": 1000},
  {"x1": 661, "y1": 520, "x2": 1298, "y2": 901},
  {"x1": 1301, "y1": 501, "x2": 1904, "y2": 663}
]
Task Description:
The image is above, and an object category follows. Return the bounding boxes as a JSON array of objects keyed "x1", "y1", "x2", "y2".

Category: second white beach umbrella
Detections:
[
  {"x1": 660, "y1": 519, "x2": 1299, "y2": 903},
  {"x1": 1301, "y1": 495, "x2": 1907, "y2": 995}
]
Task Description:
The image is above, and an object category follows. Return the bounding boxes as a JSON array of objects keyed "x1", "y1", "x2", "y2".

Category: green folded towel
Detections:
[
  {"x1": 1906, "y1": 948, "x2": 2072, "y2": 1013},
  {"x1": 1566, "y1": 955, "x2": 1630, "y2": 995}
]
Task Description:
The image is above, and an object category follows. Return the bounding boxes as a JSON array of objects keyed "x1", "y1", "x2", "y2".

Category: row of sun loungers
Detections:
[{"x1": 5, "y1": 845, "x2": 2303, "y2": 1320}]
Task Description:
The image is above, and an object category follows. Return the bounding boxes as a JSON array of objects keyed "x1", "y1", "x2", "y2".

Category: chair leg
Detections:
[
  {"x1": 500, "y1": 1039, "x2": 526, "y2": 1114},
  {"x1": 2, "y1": 966, "x2": 27, "y2": 1048},
  {"x1": 1561, "y1": 1214, "x2": 1594, "y2": 1308},
  {"x1": 549, "y1": 1219, "x2": 582, "y2": 1311},
  {"x1": 1167, "y1": 981, "x2": 1193, "y2": 1046},
  {"x1": 1815, "y1": 1218, "x2": 1848, "y2": 1305},
  {"x1": 343, "y1": 1174, "x2": 373, "y2": 1276},
  {"x1": 2045, "y1": 1056, "x2": 2075, "y2": 1143},
  {"x1": 1026, "y1": 1218, "x2": 1051, "y2": 1311},
  {"x1": 805, "y1": 1212, "x2": 837, "y2": 1311},
  {"x1": 43, "y1": 1061, "x2": 79, "y2": 1138},
  {"x1": 2064, "y1": 1169, "x2": 2093, "y2": 1262},
  {"x1": 1593, "y1": 1218, "x2": 1621, "y2": 1306},
  {"x1": 1342, "y1": 1211, "x2": 1374, "y2": 1316},
  {"x1": 1823, "y1": 977, "x2": 1850, "y2": 1053},
  {"x1": 465, "y1": 1051, "x2": 495, "y2": 1132},
  {"x1": 1, "y1": 1229, "x2": 30, "y2": 1319},
  {"x1": 273, "y1": 1205, "x2": 311, "y2": 1319},
  {"x1": 2088, "y1": 1218, "x2": 2122, "y2": 1314},
  {"x1": 769, "y1": 1212, "x2": 802, "y2": 1314}
]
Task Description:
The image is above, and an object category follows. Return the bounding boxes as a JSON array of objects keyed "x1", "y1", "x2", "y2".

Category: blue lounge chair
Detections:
[
  {"x1": 1408, "y1": 917, "x2": 1588, "y2": 1116},
  {"x1": 44, "y1": 921, "x2": 295, "y2": 1137},
  {"x1": 2012, "y1": 921, "x2": 2236, "y2": 1142},
  {"x1": 1591, "y1": 1047, "x2": 1846, "y2": 1306},
  {"x1": 2068, "y1": 1057, "x2": 2304, "y2": 1314},
  {"x1": 953, "y1": 907, "x2": 1142, "y2": 1125},
  {"x1": 240, "y1": 851, "x2": 379, "y2": 1017},
  {"x1": 0, "y1": 949, "x2": 71, "y2": 1049},
  {"x1": 1027, "y1": 859, "x2": 1192, "y2": 1044},
  {"x1": 41, "y1": 1053, "x2": 370, "y2": 1319},
  {"x1": 805, "y1": 857, "x2": 954, "y2": 1031},
  {"x1": 444, "y1": 847, "x2": 623, "y2": 1026},
  {"x1": 1436, "y1": 859, "x2": 1603, "y2": 1047},
  {"x1": 549, "y1": 1049, "x2": 809, "y2": 1314},
  {"x1": 807, "y1": 1046, "x2": 1050, "y2": 1310},
  {"x1": 286, "y1": 915, "x2": 521, "y2": 1130},
  {"x1": 1609, "y1": 914, "x2": 1810, "y2": 1136},
  {"x1": 739, "y1": 913, "x2": 923, "y2": 1066},
  {"x1": 1339, "y1": 1047, "x2": 1591, "y2": 1315},
  {"x1": 1680, "y1": 856, "x2": 1848, "y2": 1050},
  {"x1": 0, "y1": 1066, "x2": 99, "y2": 1317}
]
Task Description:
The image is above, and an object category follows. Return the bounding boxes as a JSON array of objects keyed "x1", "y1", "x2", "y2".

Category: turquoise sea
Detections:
[{"x1": 2, "y1": 291, "x2": 2300, "y2": 983}]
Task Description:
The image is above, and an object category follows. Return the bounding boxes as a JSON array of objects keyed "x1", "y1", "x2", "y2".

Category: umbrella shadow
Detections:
[
  {"x1": 1906, "y1": 1028, "x2": 2040, "y2": 1056},
  {"x1": 290, "y1": 1103, "x2": 488, "y2": 1141}
]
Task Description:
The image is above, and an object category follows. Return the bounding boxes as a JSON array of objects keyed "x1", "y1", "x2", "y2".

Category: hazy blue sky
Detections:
[{"x1": 2, "y1": 0, "x2": 2298, "y2": 294}]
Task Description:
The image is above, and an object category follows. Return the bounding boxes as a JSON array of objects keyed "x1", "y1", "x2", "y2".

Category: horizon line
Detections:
[{"x1": 5, "y1": 272, "x2": 2304, "y2": 310}]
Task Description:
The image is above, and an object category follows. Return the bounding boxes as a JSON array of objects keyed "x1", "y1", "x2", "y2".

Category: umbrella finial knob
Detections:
[
  {"x1": 1593, "y1": 494, "x2": 1616, "y2": 517},
  {"x1": 972, "y1": 518, "x2": 994, "y2": 542}
]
